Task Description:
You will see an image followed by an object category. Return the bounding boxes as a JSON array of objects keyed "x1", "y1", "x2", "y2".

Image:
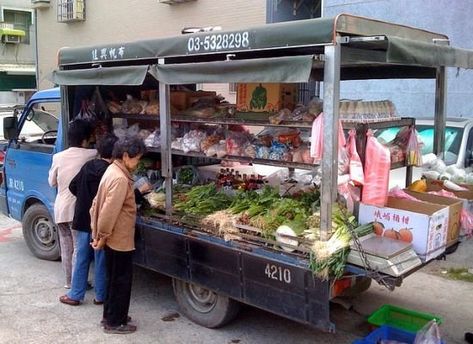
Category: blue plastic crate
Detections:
[{"x1": 352, "y1": 325, "x2": 445, "y2": 344}]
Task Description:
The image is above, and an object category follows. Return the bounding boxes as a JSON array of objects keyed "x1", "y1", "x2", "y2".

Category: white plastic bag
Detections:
[{"x1": 414, "y1": 320, "x2": 442, "y2": 344}]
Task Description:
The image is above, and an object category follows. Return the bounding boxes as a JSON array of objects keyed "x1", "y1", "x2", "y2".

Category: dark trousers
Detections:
[{"x1": 104, "y1": 246, "x2": 133, "y2": 327}]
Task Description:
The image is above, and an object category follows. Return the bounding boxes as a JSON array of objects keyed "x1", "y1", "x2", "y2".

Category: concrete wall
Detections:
[
  {"x1": 0, "y1": 0, "x2": 35, "y2": 65},
  {"x1": 323, "y1": 0, "x2": 473, "y2": 118},
  {"x1": 36, "y1": 0, "x2": 266, "y2": 90}
]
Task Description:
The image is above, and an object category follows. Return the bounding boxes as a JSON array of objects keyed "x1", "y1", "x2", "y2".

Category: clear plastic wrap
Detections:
[
  {"x1": 182, "y1": 129, "x2": 207, "y2": 153},
  {"x1": 347, "y1": 129, "x2": 364, "y2": 185},
  {"x1": 414, "y1": 320, "x2": 442, "y2": 344}
]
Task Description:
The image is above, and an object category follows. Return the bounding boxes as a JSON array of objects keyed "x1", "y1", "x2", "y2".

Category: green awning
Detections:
[
  {"x1": 386, "y1": 36, "x2": 473, "y2": 69},
  {"x1": 49, "y1": 65, "x2": 154, "y2": 86},
  {"x1": 0, "y1": 28, "x2": 25, "y2": 37},
  {"x1": 155, "y1": 55, "x2": 314, "y2": 84},
  {"x1": 58, "y1": 17, "x2": 335, "y2": 66}
]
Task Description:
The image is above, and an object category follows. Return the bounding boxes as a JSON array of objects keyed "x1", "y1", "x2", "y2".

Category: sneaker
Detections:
[
  {"x1": 103, "y1": 324, "x2": 137, "y2": 334},
  {"x1": 93, "y1": 299, "x2": 104, "y2": 305},
  {"x1": 64, "y1": 284, "x2": 71, "y2": 289}
]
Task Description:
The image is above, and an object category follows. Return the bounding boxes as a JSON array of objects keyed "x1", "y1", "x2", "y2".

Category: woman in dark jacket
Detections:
[{"x1": 59, "y1": 134, "x2": 118, "y2": 306}]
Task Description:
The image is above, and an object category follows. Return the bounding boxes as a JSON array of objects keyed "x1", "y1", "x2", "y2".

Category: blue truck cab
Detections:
[{"x1": 0, "y1": 88, "x2": 62, "y2": 260}]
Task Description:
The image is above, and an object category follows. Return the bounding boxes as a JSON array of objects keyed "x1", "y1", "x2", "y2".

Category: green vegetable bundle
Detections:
[
  {"x1": 174, "y1": 183, "x2": 233, "y2": 216},
  {"x1": 309, "y1": 204, "x2": 357, "y2": 280}
]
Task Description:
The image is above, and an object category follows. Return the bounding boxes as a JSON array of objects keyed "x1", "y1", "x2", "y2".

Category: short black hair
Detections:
[
  {"x1": 68, "y1": 119, "x2": 93, "y2": 147},
  {"x1": 112, "y1": 136, "x2": 147, "y2": 159},
  {"x1": 96, "y1": 133, "x2": 118, "y2": 159}
]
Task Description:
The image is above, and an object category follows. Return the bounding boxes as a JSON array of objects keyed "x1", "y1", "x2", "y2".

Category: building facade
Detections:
[
  {"x1": 323, "y1": 0, "x2": 473, "y2": 117},
  {"x1": 0, "y1": 0, "x2": 36, "y2": 104},
  {"x1": 34, "y1": 0, "x2": 473, "y2": 117}
]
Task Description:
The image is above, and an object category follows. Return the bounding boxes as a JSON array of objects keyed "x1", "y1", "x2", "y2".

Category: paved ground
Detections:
[{"x1": 0, "y1": 215, "x2": 471, "y2": 344}]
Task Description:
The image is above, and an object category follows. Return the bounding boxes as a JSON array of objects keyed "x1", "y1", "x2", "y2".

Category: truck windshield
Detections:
[{"x1": 375, "y1": 125, "x2": 463, "y2": 165}]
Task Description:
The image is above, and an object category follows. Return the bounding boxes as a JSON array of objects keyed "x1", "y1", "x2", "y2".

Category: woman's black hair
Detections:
[
  {"x1": 112, "y1": 136, "x2": 147, "y2": 159},
  {"x1": 68, "y1": 119, "x2": 93, "y2": 147},
  {"x1": 96, "y1": 133, "x2": 118, "y2": 159}
]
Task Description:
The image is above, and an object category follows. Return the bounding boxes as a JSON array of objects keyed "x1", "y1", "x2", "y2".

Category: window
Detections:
[
  {"x1": 229, "y1": 83, "x2": 237, "y2": 93},
  {"x1": 2, "y1": 10, "x2": 32, "y2": 44},
  {"x1": 57, "y1": 0, "x2": 85, "y2": 23},
  {"x1": 375, "y1": 125, "x2": 464, "y2": 165},
  {"x1": 16, "y1": 102, "x2": 59, "y2": 153}
]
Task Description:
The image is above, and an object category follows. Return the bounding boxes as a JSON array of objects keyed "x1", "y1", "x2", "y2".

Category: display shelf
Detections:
[
  {"x1": 163, "y1": 149, "x2": 317, "y2": 170},
  {"x1": 171, "y1": 114, "x2": 313, "y2": 128},
  {"x1": 112, "y1": 113, "x2": 159, "y2": 120}
]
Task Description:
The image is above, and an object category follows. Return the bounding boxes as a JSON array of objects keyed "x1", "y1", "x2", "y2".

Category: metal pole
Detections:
[
  {"x1": 60, "y1": 85, "x2": 69, "y2": 150},
  {"x1": 320, "y1": 43, "x2": 341, "y2": 241},
  {"x1": 434, "y1": 66, "x2": 446, "y2": 157},
  {"x1": 158, "y1": 61, "x2": 173, "y2": 216}
]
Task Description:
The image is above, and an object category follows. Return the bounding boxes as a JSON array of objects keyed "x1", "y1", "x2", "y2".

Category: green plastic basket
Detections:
[{"x1": 367, "y1": 304, "x2": 443, "y2": 333}]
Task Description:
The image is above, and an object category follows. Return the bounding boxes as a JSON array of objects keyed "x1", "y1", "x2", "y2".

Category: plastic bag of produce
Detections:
[
  {"x1": 182, "y1": 129, "x2": 207, "y2": 153},
  {"x1": 347, "y1": 129, "x2": 364, "y2": 185},
  {"x1": 226, "y1": 131, "x2": 250, "y2": 156},
  {"x1": 362, "y1": 130, "x2": 391, "y2": 206},
  {"x1": 127, "y1": 123, "x2": 140, "y2": 137},
  {"x1": 414, "y1": 320, "x2": 442, "y2": 344},
  {"x1": 406, "y1": 126, "x2": 423, "y2": 166}
]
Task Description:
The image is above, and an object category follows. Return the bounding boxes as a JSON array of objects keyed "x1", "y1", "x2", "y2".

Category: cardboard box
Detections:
[
  {"x1": 404, "y1": 190, "x2": 462, "y2": 247},
  {"x1": 359, "y1": 197, "x2": 449, "y2": 262},
  {"x1": 426, "y1": 179, "x2": 473, "y2": 213},
  {"x1": 236, "y1": 83, "x2": 298, "y2": 112},
  {"x1": 170, "y1": 91, "x2": 188, "y2": 111},
  {"x1": 170, "y1": 90, "x2": 217, "y2": 111}
]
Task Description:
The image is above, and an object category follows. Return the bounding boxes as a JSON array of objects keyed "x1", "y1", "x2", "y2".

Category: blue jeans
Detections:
[{"x1": 67, "y1": 230, "x2": 106, "y2": 302}]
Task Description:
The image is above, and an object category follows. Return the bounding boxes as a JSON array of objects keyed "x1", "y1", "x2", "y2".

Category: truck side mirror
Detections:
[{"x1": 3, "y1": 116, "x2": 18, "y2": 141}]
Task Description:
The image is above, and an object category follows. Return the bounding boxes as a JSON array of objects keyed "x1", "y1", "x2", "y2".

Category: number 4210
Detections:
[{"x1": 264, "y1": 264, "x2": 291, "y2": 284}]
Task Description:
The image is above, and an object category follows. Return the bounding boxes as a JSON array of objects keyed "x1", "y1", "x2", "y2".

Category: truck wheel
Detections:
[
  {"x1": 339, "y1": 277, "x2": 372, "y2": 298},
  {"x1": 22, "y1": 203, "x2": 60, "y2": 261},
  {"x1": 172, "y1": 278, "x2": 240, "y2": 328}
]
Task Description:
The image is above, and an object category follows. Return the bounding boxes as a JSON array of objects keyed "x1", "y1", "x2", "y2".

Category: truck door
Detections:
[{"x1": 4, "y1": 100, "x2": 60, "y2": 220}]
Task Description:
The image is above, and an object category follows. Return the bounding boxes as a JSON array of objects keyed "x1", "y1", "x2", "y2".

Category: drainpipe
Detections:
[{"x1": 33, "y1": 8, "x2": 39, "y2": 91}]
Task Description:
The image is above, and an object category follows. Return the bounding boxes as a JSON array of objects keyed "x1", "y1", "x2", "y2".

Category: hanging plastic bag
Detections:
[
  {"x1": 310, "y1": 113, "x2": 324, "y2": 161},
  {"x1": 414, "y1": 320, "x2": 442, "y2": 344},
  {"x1": 407, "y1": 126, "x2": 423, "y2": 166},
  {"x1": 347, "y1": 129, "x2": 364, "y2": 185},
  {"x1": 310, "y1": 113, "x2": 346, "y2": 164},
  {"x1": 338, "y1": 182, "x2": 360, "y2": 213},
  {"x1": 362, "y1": 130, "x2": 391, "y2": 207},
  {"x1": 75, "y1": 100, "x2": 96, "y2": 121}
]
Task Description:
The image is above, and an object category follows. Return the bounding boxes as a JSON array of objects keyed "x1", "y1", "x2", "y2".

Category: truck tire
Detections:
[
  {"x1": 339, "y1": 277, "x2": 372, "y2": 298},
  {"x1": 22, "y1": 203, "x2": 60, "y2": 261},
  {"x1": 172, "y1": 278, "x2": 240, "y2": 328}
]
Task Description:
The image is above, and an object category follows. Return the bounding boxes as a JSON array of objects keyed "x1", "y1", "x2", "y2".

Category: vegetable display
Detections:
[{"x1": 174, "y1": 183, "x2": 233, "y2": 216}]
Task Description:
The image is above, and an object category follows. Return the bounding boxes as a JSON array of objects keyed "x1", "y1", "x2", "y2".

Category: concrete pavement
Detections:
[{"x1": 0, "y1": 215, "x2": 471, "y2": 344}]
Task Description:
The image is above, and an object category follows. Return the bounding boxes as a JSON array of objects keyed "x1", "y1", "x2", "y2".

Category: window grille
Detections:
[{"x1": 57, "y1": 0, "x2": 85, "y2": 23}]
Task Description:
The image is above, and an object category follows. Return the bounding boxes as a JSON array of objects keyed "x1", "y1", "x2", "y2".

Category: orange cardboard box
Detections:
[{"x1": 236, "y1": 83, "x2": 298, "y2": 112}]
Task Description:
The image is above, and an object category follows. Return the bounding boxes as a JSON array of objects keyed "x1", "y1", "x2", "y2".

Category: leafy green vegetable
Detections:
[{"x1": 174, "y1": 183, "x2": 233, "y2": 216}]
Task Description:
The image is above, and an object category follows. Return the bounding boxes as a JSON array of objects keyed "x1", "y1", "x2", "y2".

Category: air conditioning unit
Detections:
[
  {"x1": 2, "y1": 35, "x2": 21, "y2": 44},
  {"x1": 31, "y1": 0, "x2": 51, "y2": 9},
  {"x1": 158, "y1": 0, "x2": 196, "y2": 4}
]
